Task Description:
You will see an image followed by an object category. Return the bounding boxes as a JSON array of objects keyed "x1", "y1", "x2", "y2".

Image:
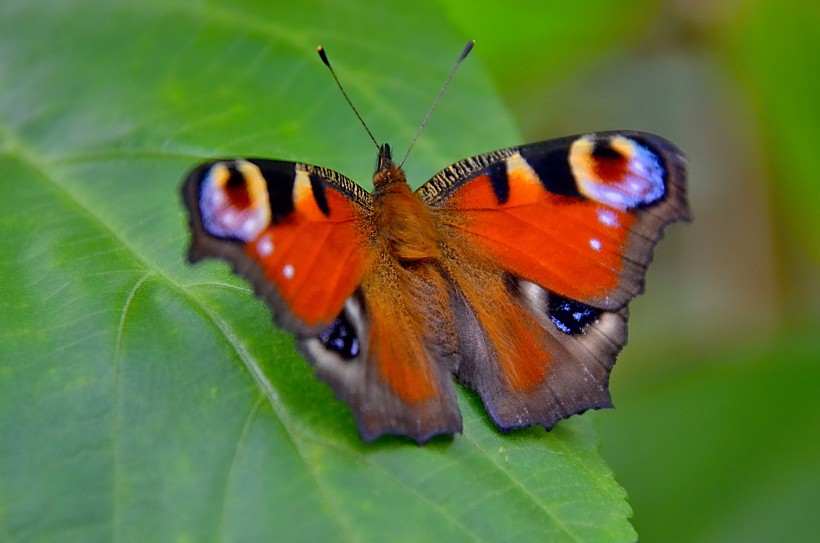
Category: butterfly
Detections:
[{"x1": 182, "y1": 46, "x2": 689, "y2": 444}]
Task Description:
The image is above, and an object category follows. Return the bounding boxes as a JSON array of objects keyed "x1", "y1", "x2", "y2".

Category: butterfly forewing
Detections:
[
  {"x1": 183, "y1": 158, "x2": 373, "y2": 335},
  {"x1": 420, "y1": 131, "x2": 689, "y2": 310}
]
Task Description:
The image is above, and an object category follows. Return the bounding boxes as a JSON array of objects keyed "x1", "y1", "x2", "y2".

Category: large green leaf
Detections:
[{"x1": 0, "y1": 1, "x2": 634, "y2": 542}]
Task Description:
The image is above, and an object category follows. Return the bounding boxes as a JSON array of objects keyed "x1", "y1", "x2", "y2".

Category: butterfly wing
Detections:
[
  {"x1": 183, "y1": 158, "x2": 373, "y2": 334},
  {"x1": 419, "y1": 131, "x2": 689, "y2": 430},
  {"x1": 420, "y1": 131, "x2": 689, "y2": 309},
  {"x1": 183, "y1": 157, "x2": 461, "y2": 442}
]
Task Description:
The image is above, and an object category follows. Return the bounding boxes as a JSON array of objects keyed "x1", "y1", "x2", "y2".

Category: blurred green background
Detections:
[{"x1": 447, "y1": 0, "x2": 820, "y2": 540}]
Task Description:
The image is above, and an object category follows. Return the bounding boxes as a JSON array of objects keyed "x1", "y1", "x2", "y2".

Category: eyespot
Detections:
[
  {"x1": 199, "y1": 160, "x2": 271, "y2": 242},
  {"x1": 318, "y1": 308, "x2": 360, "y2": 359},
  {"x1": 570, "y1": 135, "x2": 665, "y2": 210},
  {"x1": 548, "y1": 294, "x2": 600, "y2": 335}
]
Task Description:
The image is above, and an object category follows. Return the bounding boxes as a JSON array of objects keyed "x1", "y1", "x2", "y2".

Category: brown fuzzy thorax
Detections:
[{"x1": 373, "y1": 164, "x2": 441, "y2": 264}]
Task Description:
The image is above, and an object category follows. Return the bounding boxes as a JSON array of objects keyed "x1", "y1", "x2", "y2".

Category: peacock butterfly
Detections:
[{"x1": 181, "y1": 43, "x2": 689, "y2": 443}]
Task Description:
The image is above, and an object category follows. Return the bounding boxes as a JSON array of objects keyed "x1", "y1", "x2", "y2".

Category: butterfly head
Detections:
[
  {"x1": 376, "y1": 143, "x2": 393, "y2": 171},
  {"x1": 373, "y1": 143, "x2": 408, "y2": 194}
]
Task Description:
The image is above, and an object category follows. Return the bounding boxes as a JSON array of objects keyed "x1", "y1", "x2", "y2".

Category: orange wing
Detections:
[
  {"x1": 419, "y1": 132, "x2": 689, "y2": 431},
  {"x1": 420, "y1": 131, "x2": 689, "y2": 310},
  {"x1": 183, "y1": 158, "x2": 373, "y2": 334}
]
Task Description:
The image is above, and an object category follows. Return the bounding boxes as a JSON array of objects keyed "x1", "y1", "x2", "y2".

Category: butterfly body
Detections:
[{"x1": 183, "y1": 131, "x2": 689, "y2": 443}]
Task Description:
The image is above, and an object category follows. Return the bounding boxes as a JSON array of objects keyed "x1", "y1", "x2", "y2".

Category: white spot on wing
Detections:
[
  {"x1": 283, "y1": 264, "x2": 295, "y2": 279},
  {"x1": 590, "y1": 238, "x2": 602, "y2": 251},
  {"x1": 597, "y1": 209, "x2": 618, "y2": 227},
  {"x1": 257, "y1": 235, "x2": 274, "y2": 257}
]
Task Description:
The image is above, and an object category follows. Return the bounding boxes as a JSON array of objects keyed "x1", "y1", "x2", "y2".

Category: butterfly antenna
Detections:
[
  {"x1": 317, "y1": 46, "x2": 380, "y2": 150},
  {"x1": 399, "y1": 40, "x2": 475, "y2": 168}
]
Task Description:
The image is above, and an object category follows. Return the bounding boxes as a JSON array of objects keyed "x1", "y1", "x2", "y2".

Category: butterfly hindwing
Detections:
[
  {"x1": 448, "y1": 271, "x2": 630, "y2": 431},
  {"x1": 420, "y1": 131, "x2": 688, "y2": 430},
  {"x1": 298, "y1": 262, "x2": 462, "y2": 443}
]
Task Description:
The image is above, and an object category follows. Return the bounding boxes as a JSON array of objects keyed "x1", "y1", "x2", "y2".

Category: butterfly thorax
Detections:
[{"x1": 372, "y1": 145, "x2": 441, "y2": 264}]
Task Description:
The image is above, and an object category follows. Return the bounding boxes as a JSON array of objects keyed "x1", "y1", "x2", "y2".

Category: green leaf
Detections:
[
  {"x1": 598, "y1": 327, "x2": 820, "y2": 543},
  {"x1": 0, "y1": 1, "x2": 634, "y2": 542}
]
